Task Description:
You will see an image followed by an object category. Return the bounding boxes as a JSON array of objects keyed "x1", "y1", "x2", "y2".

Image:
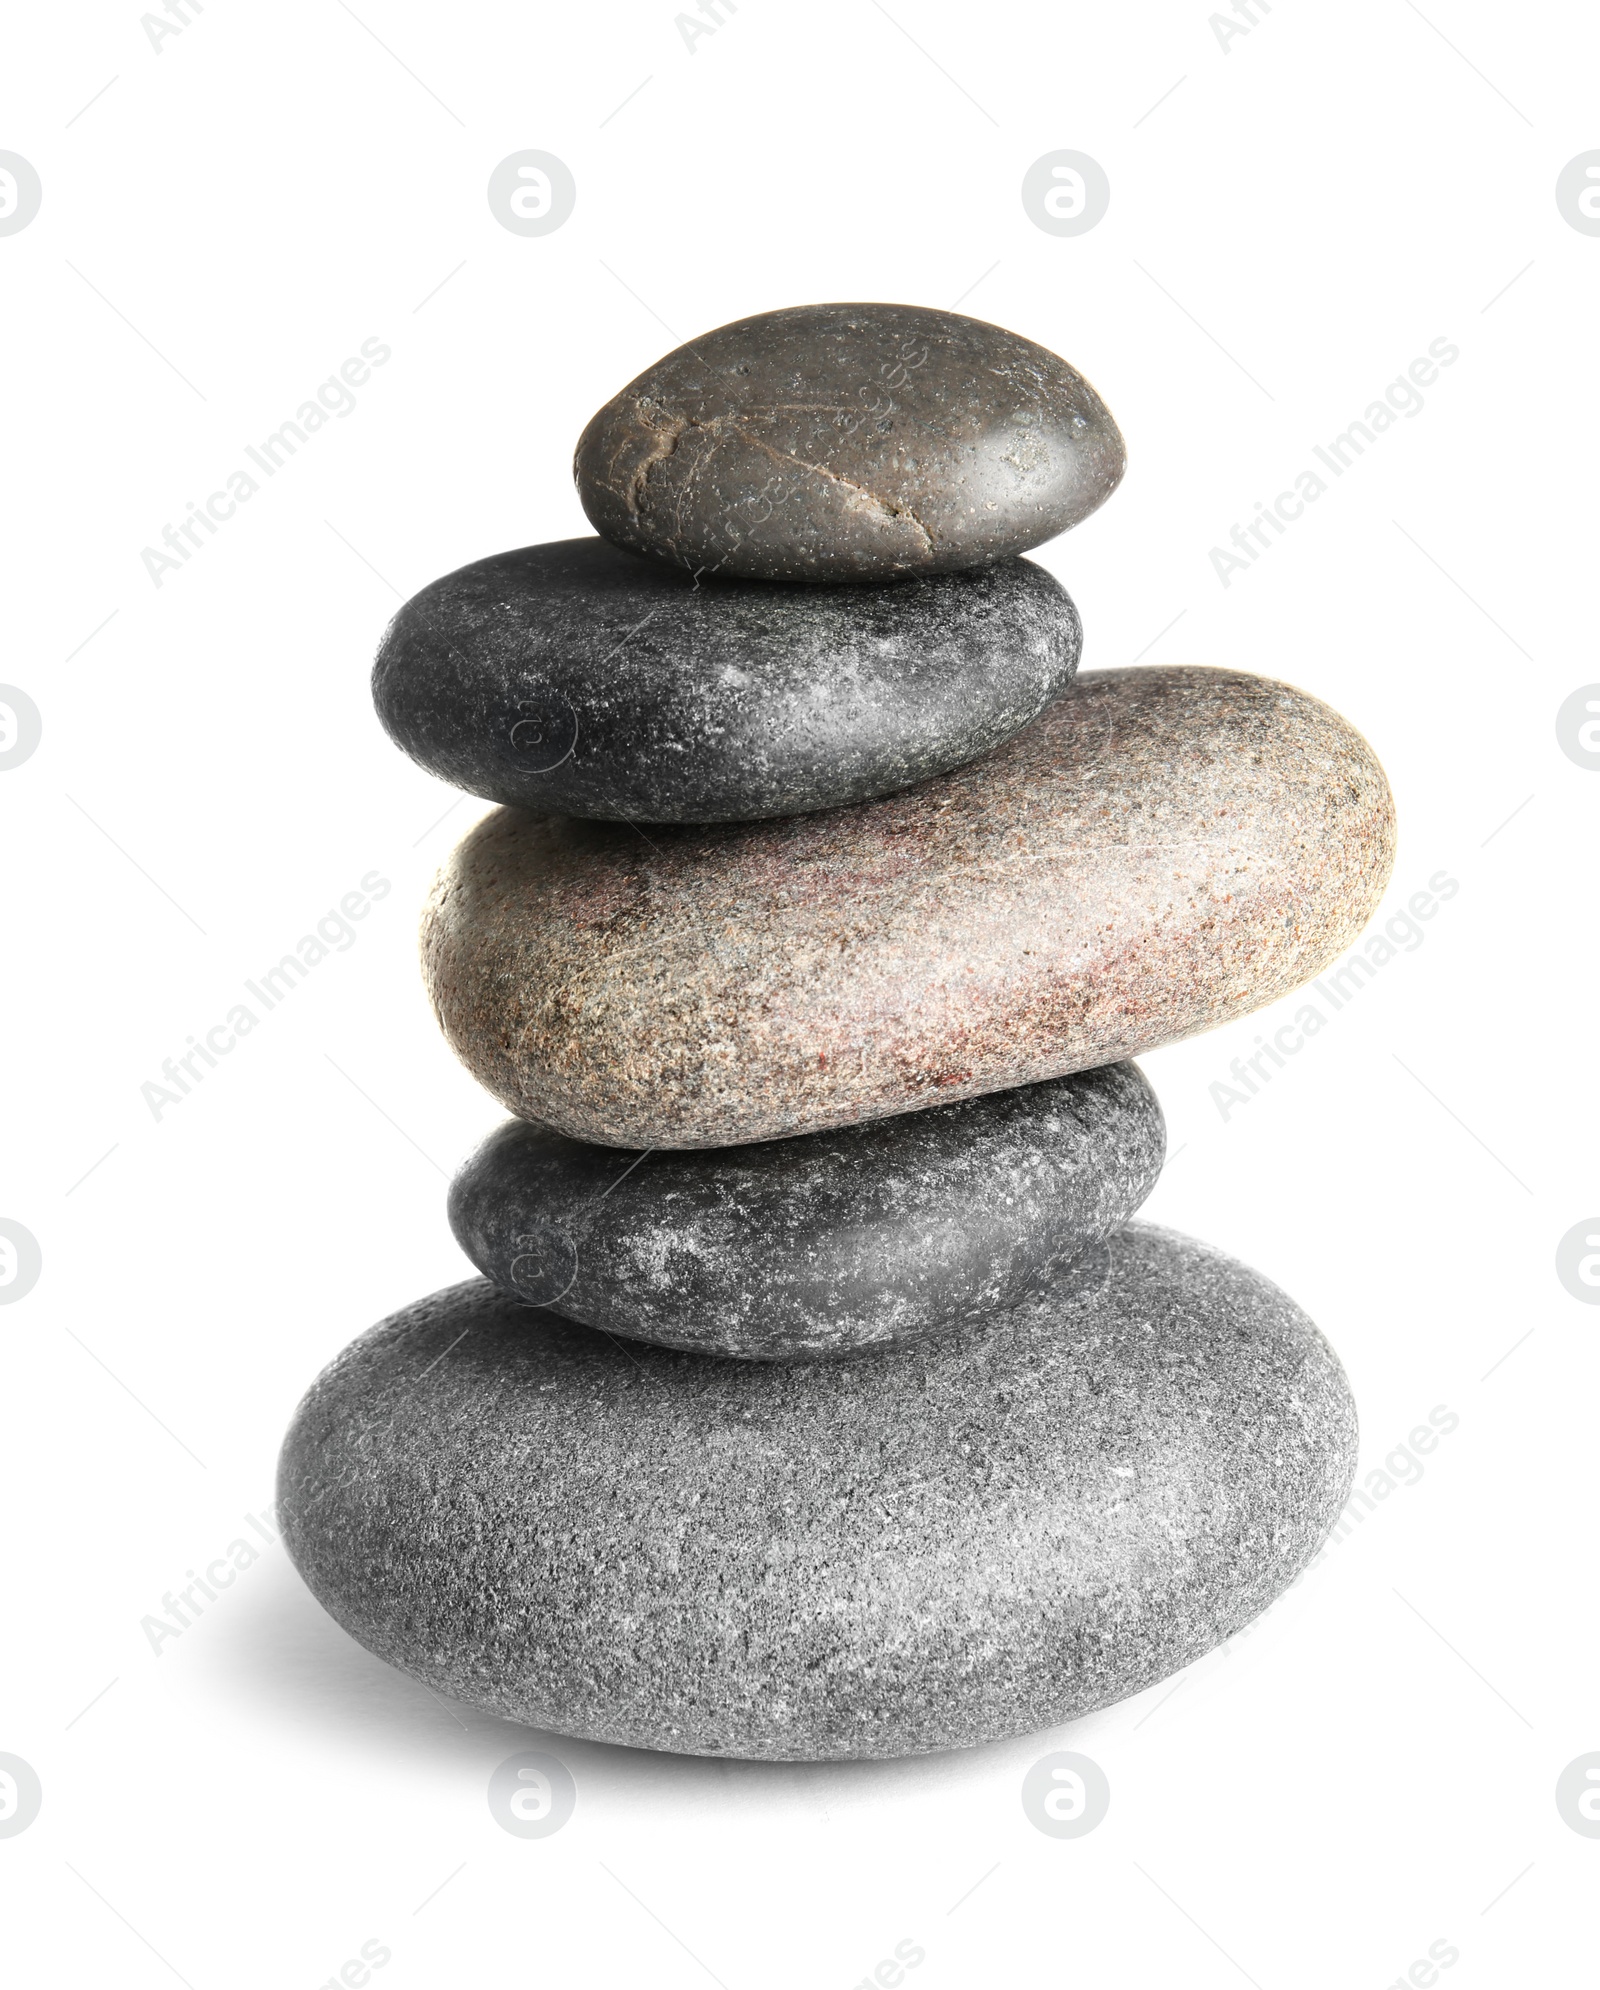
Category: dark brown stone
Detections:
[{"x1": 573, "y1": 303, "x2": 1125, "y2": 582}]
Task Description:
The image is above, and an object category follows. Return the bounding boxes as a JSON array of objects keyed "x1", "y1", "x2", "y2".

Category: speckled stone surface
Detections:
[
  {"x1": 371, "y1": 538, "x2": 1081, "y2": 823},
  {"x1": 277, "y1": 1224, "x2": 1357, "y2": 1760},
  {"x1": 423, "y1": 666, "x2": 1397, "y2": 1150},
  {"x1": 574, "y1": 303, "x2": 1125, "y2": 583},
  {"x1": 447, "y1": 1063, "x2": 1162, "y2": 1360}
]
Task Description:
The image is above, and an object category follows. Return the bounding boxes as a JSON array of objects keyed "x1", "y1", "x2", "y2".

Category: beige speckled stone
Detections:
[{"x1": 422, "y1": 666, "x2": 1396, "y2": 1150}]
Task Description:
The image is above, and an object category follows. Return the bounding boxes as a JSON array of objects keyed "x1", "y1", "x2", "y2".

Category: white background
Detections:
[{"x1": 3, "y1": 2, "x2": 1596, "y2": 1984}]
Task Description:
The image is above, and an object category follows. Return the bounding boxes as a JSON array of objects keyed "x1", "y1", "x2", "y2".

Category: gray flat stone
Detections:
[
  {"x1": 574, "y1": 302, "x2": 1125, "y2": 582},
  {"x1": 277, "y1": 1224, "x2": 1357, "y2": 1761},
  {"x1": 422, "y1": 666, "x2": 1397, "y2": 1150},
  {"x1": 372, "y1": 538, "x2": 1080, "y2": 823},
  {"x1": 447, "y1": 1063, "x2": 1163, "y2": 1360}
]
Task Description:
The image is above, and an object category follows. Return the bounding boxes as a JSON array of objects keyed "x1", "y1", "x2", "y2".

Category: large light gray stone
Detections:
[{"x1": 278, "y1": 1225, "x2": 1357, "y2": 1761}]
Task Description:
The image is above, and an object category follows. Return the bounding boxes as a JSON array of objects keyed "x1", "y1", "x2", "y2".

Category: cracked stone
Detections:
[
  {"x1": 371, "y1": 537, "x2": 1082, "y2": 823},
  {"x1": 276, "y1": 1224, "x2": 1357, "y2": 1760},
  {"x1": 574, "y1": 303, "x2": 1126, "y2": 582}
]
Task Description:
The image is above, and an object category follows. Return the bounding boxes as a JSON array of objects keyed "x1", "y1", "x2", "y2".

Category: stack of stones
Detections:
[{"x1": 279, "y1": 304, "x2": 1396, "y2": 1761}]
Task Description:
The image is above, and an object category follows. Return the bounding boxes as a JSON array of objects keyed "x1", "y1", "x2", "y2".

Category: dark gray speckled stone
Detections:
[
  {"x1": 574, "y1": 302, "x2": 1125, "y2": 582},
  {"x1": 277, "y1": 1224, "x2": 1357, "y2": 1760},
  {"x1": 447, "y1": 1064, "x2": 1163, "y2": 1359},
  {"x1": 372, "y1": 538, "x2": 1080, "y2": 823}
]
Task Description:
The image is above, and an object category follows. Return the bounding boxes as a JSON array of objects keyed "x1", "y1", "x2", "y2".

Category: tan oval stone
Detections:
[{"x1": 422, "y1": 667, "x2": 1396, "y2": 1149}]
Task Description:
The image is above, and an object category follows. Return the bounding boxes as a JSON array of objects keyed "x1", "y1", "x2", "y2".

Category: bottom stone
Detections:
[{"x1": 277, "y1": 1225, "x2": 1356, "y2": 1760}]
